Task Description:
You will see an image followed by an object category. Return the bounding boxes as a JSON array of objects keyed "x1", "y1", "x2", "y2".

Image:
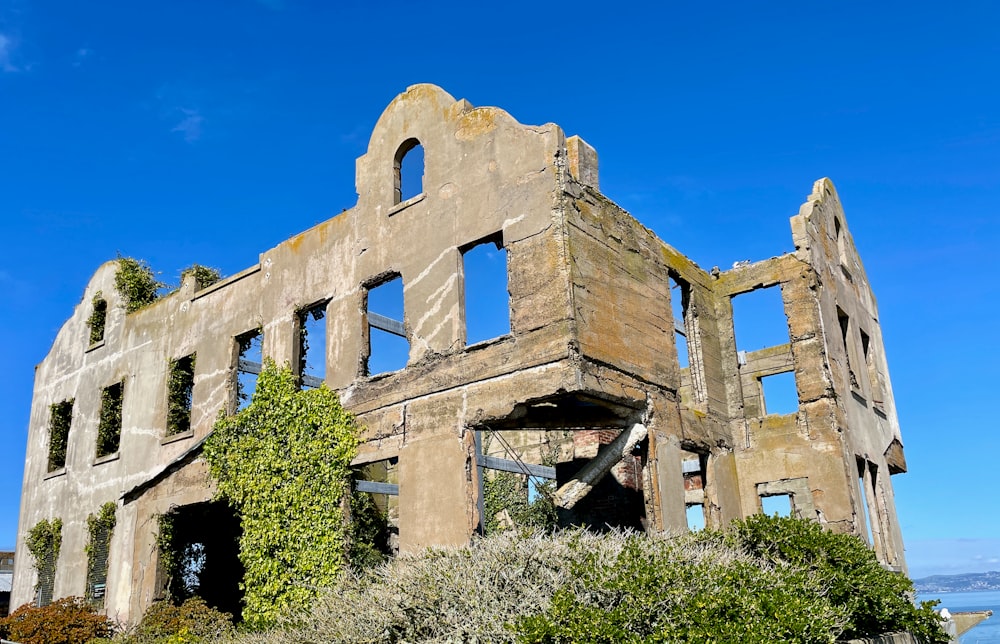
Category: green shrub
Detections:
[
  {"x1": 0, "y1": 596, "x2": 114, "y2": 644},
  {"x1": 179, "y1": 264, "x2": 222, "y2": 290},
  {"x1": 114, "y1": 256, "x2": 163, "y2": 313},
  {"x1": 132, "y1": 597, "x2": 234, "y2": 642},
  {"x1": 203, "y1": 359, "x2": 362, "y2": 628},
  {"x1": 220, "y1": 518, "x2": 947, "y2": 644},
  {"x1": 732, "y1": 514, "x2": 947, "y2": 642}
]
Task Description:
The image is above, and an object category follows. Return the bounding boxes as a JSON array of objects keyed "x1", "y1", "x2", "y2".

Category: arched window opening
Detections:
[{"x1": 394, "y1": 139, "x2": 424, "y2": 204}]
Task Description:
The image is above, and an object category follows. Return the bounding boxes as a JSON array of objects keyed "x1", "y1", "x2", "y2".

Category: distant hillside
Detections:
[{"x1": 914, "y1": 571, "x2": 1000, "y2": 593}]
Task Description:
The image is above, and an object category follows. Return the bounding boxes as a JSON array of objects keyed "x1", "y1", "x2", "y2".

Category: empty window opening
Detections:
[
  {"x1": 298, "y1": 302, "x2": 328, "y2": 389},
  {"x1": 462, "y1": 234, "x2": 510, "y2": 345},
  {"x1": 835, "y1": 217, "x2": 850, "y2": 270},
  {"x1": 158, "y1": 501, "x2": 244, "y2": 620},
  {"x1": 353, "y1": 458, "x2": 399, "y2": 559},
  {"x1": 477, "y1": 429, "x2": 560, "y2": 536},
  {"x1": 731, "y1": 286, "x2": 790, "y2": 352},
  {"x1": 682, "y1": 451, "x2": 706, "y2": 530},
  {"x1": 96, "y1": 381, "x2": 124, "y2": 458},
  {"x1": 761, "y1": 493, "x2": 792, "y2": 517},
  {"x1": 857, "y1": 460, "x2": 876, "y2": 547},
  {"x1": 88, "y1": 296, "x2": 107, "y2": 345},
  {"x1": 167, "y1": 354, "x2": 196, "y2": 436},
  {"x1": 47, "y1": 399, "x2": 74, "y2": 472},
  {"x1": 669, "y1": 276, "x2": 690, "y2": 369},
  {"x1": 860, "y1": 329, "x2": 884, "y2": 407},
  {"x1": 838, "y1": 307, "x2": 859, "y2": 389},
  {"x1": 366, "y1": 276, "x2": 409, "y2": 376},
  {"x1": 686, "y1": 504, "x2": 706, "y2": 531},
  {"x1": 760, "y1": 371, "x2": 798, "y2": 415},
  {"x1": 394, "y1": 139, "x2": 424, "y2": 204},
  {"x1": 236, "y1": 330, "x2": 262, "y2": 410}
]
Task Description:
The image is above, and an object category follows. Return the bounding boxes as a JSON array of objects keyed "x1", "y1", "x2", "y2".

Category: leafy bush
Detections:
[
  {"x1": 203, "y1": 359, "x2": 362, "y2": 628},
  {"x1": 129, "y1": 597, "x2": 234, "y2": 642},
  {"x1": 231, "y1": 530, "x2": 597, "y2": 644},
  {"x1": 732, "y1": 513, "x2": 947, "y2": 643},
  {"x1": 0, "y1": 596, "x2": 114, "y2": 644},
  {"x1": 115, "y1": 256, "x2": 163, "y2": 312},
  {"x1": 226, "y1": 518, "x2": 946, "y2": 644},
  {"x1": 179, "y1": 264, "x2": 222, "y2": 290}
]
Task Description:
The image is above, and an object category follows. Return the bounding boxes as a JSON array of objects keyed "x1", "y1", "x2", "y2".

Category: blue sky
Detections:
[{"x1": 1, "y1": 1, "x2": 997, "y2": 578}]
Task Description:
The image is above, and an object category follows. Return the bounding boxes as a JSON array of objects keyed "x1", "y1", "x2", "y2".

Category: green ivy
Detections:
[
  {"x1": 115, "y1": 256, "x2": 163, "y2": 313},
  {"x1": 87, "y1": 292, "x2": 107, "y2": 345},
  {"x1": 180, "y1": 264, "x2": 222, "y2": 291},
  {"x1": 167, "y1": 355, "x2": 196, "y2": 436},
  {"x1": 482, "y1": 432, "x2": 559, "y2": 535},
  {"x1": 47, "y1": 400, "x2": 74, "y2": 472},
  {"x1": 85, "y1": 502, "x2": 117, "y2": 605},
  {"x1": 27, "y1": 518, "x2": 62, "y2": 603},
  {"x1": 156, "y1": 513, "x2": 178, "y2": 586},
  {"x1": 96, "y1": 382, "x2": 123, "y2": 457},
  {"x1": 203, "y1": 359, "x2": 362, "y2": 628}
]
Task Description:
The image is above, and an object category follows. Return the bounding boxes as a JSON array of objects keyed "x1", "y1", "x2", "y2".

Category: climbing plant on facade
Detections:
[
  {"x1": 26, "y1": 518, "x2": 62, "y2": 606},
  {"x1": 179, "y1": 264, "x2": 222, "y2": 290},
  {"x1": 203, "y1": 359, "x2": 364, "y2": 628},
  {"x1": 85, "y1": 502, "x2": 116, "y2": 606},
  {"x1": 114, "y1": 256, "x2": 163, "y2": 313}
]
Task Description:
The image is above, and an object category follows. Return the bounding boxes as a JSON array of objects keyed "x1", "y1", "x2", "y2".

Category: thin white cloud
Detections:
[
  {"x1": 0, "y1": 33, "x2": 19, "y2": 72},
  {"x1": 171, "y1": 108, "x2": 204, "y2": 143},
  {"x1": 72, "y1": 47, "x2": 92, "y2": 67}
]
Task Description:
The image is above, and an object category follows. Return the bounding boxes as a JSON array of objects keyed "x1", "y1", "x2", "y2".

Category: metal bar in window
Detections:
[
  {"x1": 368, "y1": 312, "x2": 406, "y2": 338},
  {"x1": 238, "y1": 359, "x2": 262, "y2": 375},
  {"x1": 476, "y1": 455, "x2": 556, "y2": 480},
  {"x1": 355, "y1": 480, "x2": 399, "y2": 495}
]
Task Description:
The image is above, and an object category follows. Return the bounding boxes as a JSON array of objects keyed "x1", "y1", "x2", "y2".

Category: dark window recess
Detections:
[
  {"x1": 669, "y1": 276, "x2": 689, "y2": 368},
  {"x1": 394, "y1": 139, "x2": 424, "y2": 204},
  {"x1": 88, "y1": 296, "x2": 107, "y2": 345},
  {"x1": 462, "y1": 234, "x2": 510, "y2": 345},
  {"x1": 732, "y1": 286, "x2": 790, "y2": 352},
  {"x1": 236, "y1": 330, "x2": 262, "y2": 410},
  {"x1": 838, "y1": 306, "x2": 859, "y2": 389},
  {"x1": 167, "y1": 354, "x2": 196, "y2": 436},
  {"x1": 366, "y1": 277, "x2": 408, "y2": 376},
  {"x1": 761, "y1": 493, "x2": 792, "y2": 517},
  {"x1": 47, "y1": 400, "x2": 74, "y2": 472},
  {"x1": 857, "y1": 459, "x2": 875, "y2": 546},
  {"x1": 158, "y1": 501, "x2": 244, "y2": 620},
  {"x1": 96, "y1": 381, "x2": 124, "y2": 457},
  {"x1": 353, "y1": 458, "x2": 399, "y2": 558},
  {"x1": 760, "y1": 371, "x2": 798, "y2": 415},
  {"x1": 298, "y1": 303, "x2": 328, "y2": 389},
  {"x1": 86, "y1": 514, "x2": 114, "y2": 607},
  {"x1": 860, "y1": 329, "x2": 884, "y2": 406},
  {"x1": 34, "y1": 543, "x2": 57, "y2": 607}
]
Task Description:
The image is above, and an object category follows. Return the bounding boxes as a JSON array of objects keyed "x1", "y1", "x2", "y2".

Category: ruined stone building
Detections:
[{"x1": 13, "y1": 84, "x2": 910, "y2": 620}]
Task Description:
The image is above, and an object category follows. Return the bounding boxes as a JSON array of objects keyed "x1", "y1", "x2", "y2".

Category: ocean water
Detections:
[{"x1": 919, "y1": 590, "x2": 1000, "y2": 643}]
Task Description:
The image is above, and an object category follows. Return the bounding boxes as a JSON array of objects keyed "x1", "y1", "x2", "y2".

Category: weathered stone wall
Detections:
[{"x1": 13, "y1": 84, "x2": 911, "y2": 621}]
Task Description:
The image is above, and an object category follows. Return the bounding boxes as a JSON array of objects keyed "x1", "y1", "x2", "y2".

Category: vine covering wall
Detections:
[
  {"x1": 85, "y1": 502, "x2": 117, "y2": 606},
  {"x1": 203, "y1": 359, "x2": 364, "y2": 627},
  {"x1": 26, "y1": 518, "x2": 62, "y2": 606}
]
